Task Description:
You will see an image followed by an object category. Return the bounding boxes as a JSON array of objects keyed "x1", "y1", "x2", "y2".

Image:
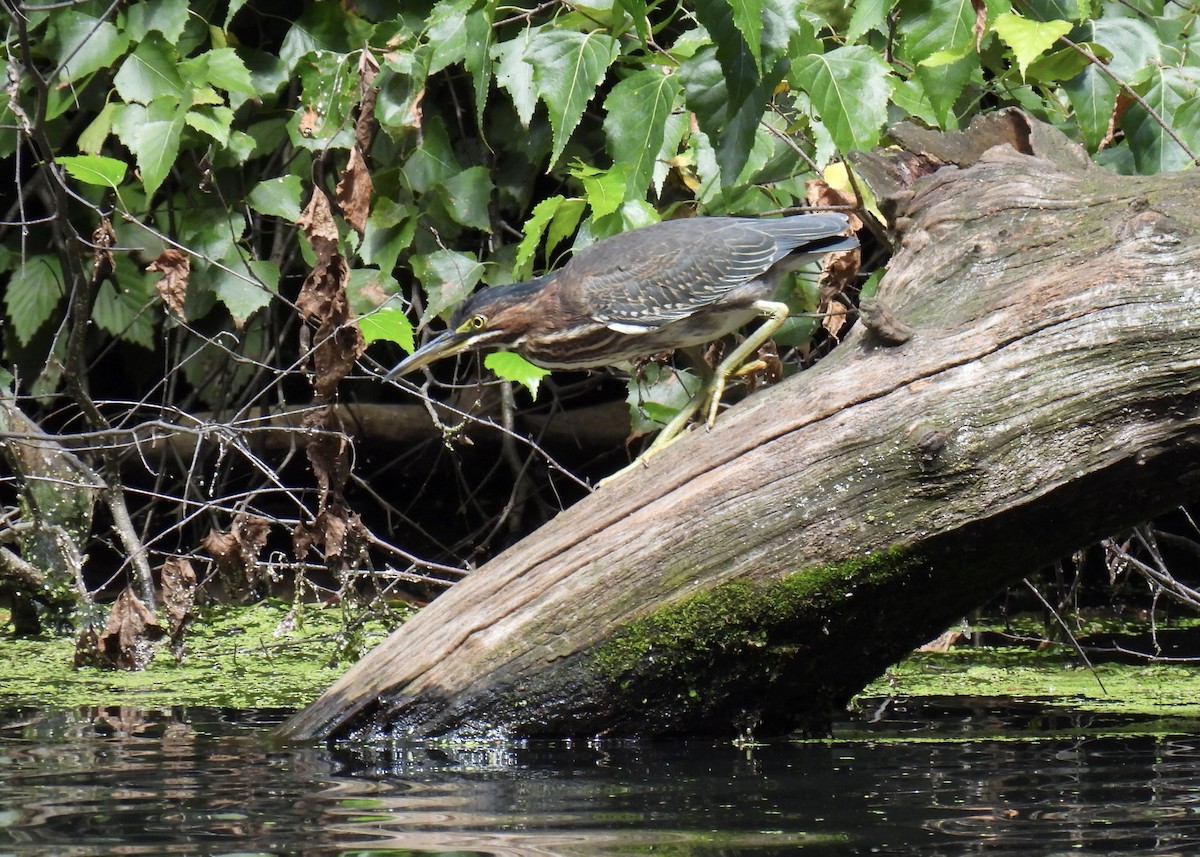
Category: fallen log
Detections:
[{"x1": 279, "y1": 110, "x2": 1200, "y2": 742}]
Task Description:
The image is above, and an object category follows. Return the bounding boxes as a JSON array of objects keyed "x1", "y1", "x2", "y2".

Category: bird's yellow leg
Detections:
[
  {"x1": 702, "y1": 300, "x2": 791, "y2": 428},
  {"x1": 597, "y1": 301, "x2": 793, "y2": 487},
  {"x1": 643, "y1": 301, "x2": 790, "y2": 455}
]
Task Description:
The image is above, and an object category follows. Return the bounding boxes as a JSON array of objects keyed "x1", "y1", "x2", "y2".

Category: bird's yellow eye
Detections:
[{"x1": 455, "y1": 314, "x2": 488, "y2": 334}]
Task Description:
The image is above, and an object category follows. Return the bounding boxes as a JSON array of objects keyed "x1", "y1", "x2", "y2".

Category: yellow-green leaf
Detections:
[{"x1": 993, "y1": 13, "x2": 1072, "y2": 80}]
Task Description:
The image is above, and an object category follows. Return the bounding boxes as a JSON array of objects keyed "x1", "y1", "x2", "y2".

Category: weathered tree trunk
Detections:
[{"x1": 279, "y1": 111, "x2": 1200, "y2": 742}]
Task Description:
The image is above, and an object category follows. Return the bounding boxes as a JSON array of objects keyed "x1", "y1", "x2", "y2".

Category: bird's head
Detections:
[{"x1": 384, "y1": 274, "x2": 555, "y2": 380}]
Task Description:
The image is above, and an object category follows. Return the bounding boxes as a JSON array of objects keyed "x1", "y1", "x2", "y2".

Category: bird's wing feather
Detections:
[{"x1": 561, "y1": 216, "x2": 849, "y2": 328}]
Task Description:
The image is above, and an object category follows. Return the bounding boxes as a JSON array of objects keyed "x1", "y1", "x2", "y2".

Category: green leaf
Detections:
[
  {"x1": 897, "y1": 0, "x2": 975, "y2": 66},
  {"x1": 439, "y1": 166, "x2": 495, "y2": 231},
  {"x1": 492, "y1": 27, "x2": 539, "y2": 127},
  {"x1": 413, "y1": 250, "x2": 486, "y2": 323},
  {"x1": 570, "y1": 162, "x2": 628, "y2": 219},
  {"x1": 113, "y1": 34, "x2": 186, "y2": 105},
  {"x1": 992, "y1": 13, "x2": 1072, "y2": 79},
  {"x1": 465, "y1": 0, "x2": 496, "y2": 125},
  {"x1": 178, "y1": 48, "x2": 257, "y2": 95},
  {"x1": 1025, "y1": 43, "x2": 1107, "y2": 84},
  {"x1": 603, "y1": 68, "x2": 682, "y2": 198},
  {"x1": 359, "y1": 304, "x2": 415, "y2": 351},
  {"x1": 526, "y1": 29, "x2": 620, "y2": 166},
  {"x1": 4, "y1": 256, "x2": 64, "y2": 345},
  {"x1": 57, "y1": 155, "x2": 128, "y2": 188},
  {"x1": 698, "y1": 0, "x2": 763, "y2": 72},
  {"x1": 361, "y1": 199, "x2": 417, "y2": 275},
  {"x1": 209, "y1": 260, "x2": 278, "y2": 326},
  {"x1": 50, "y1": 12, "x2": 130, "y2": 84},
  {"x1": 248, "y1": 175, "x2": 305, "y2": 221},
  {"x1": 78, "y1": 101, "x2": 118, "y2": 154},
  {"x1": 91, "y1": 259, "x2": 158, "y2": 349},
  {"x1": 1064, "y1": 64, "x2": 1117, "y2": 151},
  {"x1": 1083, "y1": 17, "x2": 1160, "y2": 81},
  {"x1": 515, "y1": 195, "x2": 586, "y2": 278},
  {"x1": 680, "y1": 44, "x2": 776, "y2": 185},
  {"x1": 485, "y1": 351, "x2": 550, "y2": 398},
  {"x1": 617, "y1": 0, "x2": 653, "y2": 46},
  {"x1": 131, "y1": 100, "x2": 186, "y2": 199},
  {"x1": 425, "y1": 0, "x2": 473, "y2": 75},
  {"x1": 402, "y1": 119, "x2": 460, "y2": 192},
  {"x1": 793, "y1": 46, "x2": 894, "y2": 153},
  {"x1": 125, "y1": 0, "x2": 190, "y2": 43},
  {"x1": 289, "y1": 50, "x2": 359, "y2": 150},
  {"x1": 185, "y1": 106, "x2": 234, "y2": 145},
  {"x1": 914, "y1": 53, "x2": 976, "y2": 128},
  {"x1": 847, "y1": 0, "x2": 889, "y2": 42},
  {"x1": 1122, "y1": 67, "x2": 1200, "y2": 174}
]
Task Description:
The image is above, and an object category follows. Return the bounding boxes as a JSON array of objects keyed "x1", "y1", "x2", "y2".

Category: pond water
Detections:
[{"x1": 1, "y1": 697, "x2": 1197, "y2": 855}]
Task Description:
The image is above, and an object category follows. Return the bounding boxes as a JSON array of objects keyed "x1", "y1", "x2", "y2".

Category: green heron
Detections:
[{"x1": 387, "y1": 213, "x2": 858, "y2": 455}]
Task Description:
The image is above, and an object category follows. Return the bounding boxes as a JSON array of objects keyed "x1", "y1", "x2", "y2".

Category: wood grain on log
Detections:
[{"x1": 279, "y1": 111, "x2": 1200, "y2": 742}]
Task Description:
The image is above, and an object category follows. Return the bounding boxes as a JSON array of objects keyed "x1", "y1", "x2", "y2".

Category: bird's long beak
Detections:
[{"x1": 383, "y1": 329, "x2": 474, "y2": 381}]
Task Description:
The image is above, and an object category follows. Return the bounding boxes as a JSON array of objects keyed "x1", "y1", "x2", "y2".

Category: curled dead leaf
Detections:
[
  {"x1": 76, "y1": 587, "x2": 165, "y2": 671},
  {"x1": 147, "y1": 248, "x2": 191, "y2": 319},
  {"x1": 335, "y1": 145, "x2": 373, "y2": 235}
]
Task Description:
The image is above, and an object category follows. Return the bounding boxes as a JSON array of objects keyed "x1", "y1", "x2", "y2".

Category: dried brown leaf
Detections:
[
  {"x1": 147, "y1": 248, "x2": 191, "y2": 319},
  {"x1": 335, "y1": 145, "x2": 373, "y2": 235},
  {"x1": 294, "y1": 503, "x2": 366, "y2": 564},
  {"x1": 201, "y1": 515, "x2": 272, "y2": 598},
  {"x1": 805, "y1": 179, "x2": 863, "y2": 233},
  {"x1": 95, "y1": 587, "x2": 165, "y2": 670},
  {"x1": 972, "y1": 0, "x2": 987, "y2": 52},
  {"x1": 92, "y1": 215, "x2": 115, "y2": 283},
  {"x1": 303, "y1": 407, "x2": 350, "y2": 503},
  {"x1": 298, "y1": 190, "x2": 339, "y2": 246},
  {"x1": 356, "y1": 50, "x2": 380, "y2": 153},
  {"x1": 160, "y1": 556, "x2": 197, "y2": 643},
  {"x1": 1101, "y1": 91, "x2": 1135, "y2": 151},
  {"x1": 297, "y1": 248, "x2": 365, "y2": 398}
]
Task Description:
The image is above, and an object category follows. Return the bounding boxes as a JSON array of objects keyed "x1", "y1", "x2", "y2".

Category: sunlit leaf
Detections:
[
  {"x1": 526, "y1": 29, "x2": 619, "y2": 166},
  {"x1": 793, "y1": 46, "x2": 894, "y2": 153},
  {"x1": 248, "y1": 175, "x2": 305, "y2": 221},
  {"x1": 57, "y1": 154, "x2": 128, "y2": 188},
  {"x1": 492, "y1": 27, "x2": 539, "y2": 127},
  {"x1": 992, "y1": 13, "x2": 1072, "y2": 79},
  {"x1": 515, "y1": 195, "x2": 586, "y2": 278},
  {"x1": 570, "y1": 161, "x2": 628, "y2": 219},
  {"x1": 178, "y1": 48, "x2": 257, "y2": 95},
  {"x1": 485, "y1": 351, "x2": 550, "y2": 398},
  {"x1": 50, "y1": 12, "x2": 130, "y2": 84},
  {"x1": 603, "y1": 68, "x2": 681, "y2": 197},
  {"x1": 113, "y1": 34, "x2": 186, "y2": 105},
  {"x1": 359, "y1": 305, "x2": 415, "y2": 352}
]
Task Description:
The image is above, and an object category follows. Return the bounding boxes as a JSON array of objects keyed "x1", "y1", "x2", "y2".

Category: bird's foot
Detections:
[{"x1": 594, "y1": 420, "x2": 697, "y2": 489}]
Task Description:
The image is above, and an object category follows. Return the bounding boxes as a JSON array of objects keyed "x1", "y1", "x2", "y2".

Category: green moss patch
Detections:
[
  {"x1": 0, "y1": 600, "x2": 407, "y2": 710},
  {"x1": 859, "y1": 646, "x2": 1200, "y2": 718}
]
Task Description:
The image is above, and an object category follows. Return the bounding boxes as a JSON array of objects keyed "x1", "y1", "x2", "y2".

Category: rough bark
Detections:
[{"x1": 279, "y1": 111, "x2": 1200, "y2": 742}]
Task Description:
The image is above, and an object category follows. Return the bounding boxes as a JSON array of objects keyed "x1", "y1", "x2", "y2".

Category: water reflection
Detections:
[{"x1": 0, "y1": 700, "x2": 1197, "y2": 855}]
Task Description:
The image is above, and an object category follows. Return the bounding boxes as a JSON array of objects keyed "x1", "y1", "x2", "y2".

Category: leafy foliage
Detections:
[{"x1": 2, "y1": 0, "x2": 1199, "y2": 626}]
